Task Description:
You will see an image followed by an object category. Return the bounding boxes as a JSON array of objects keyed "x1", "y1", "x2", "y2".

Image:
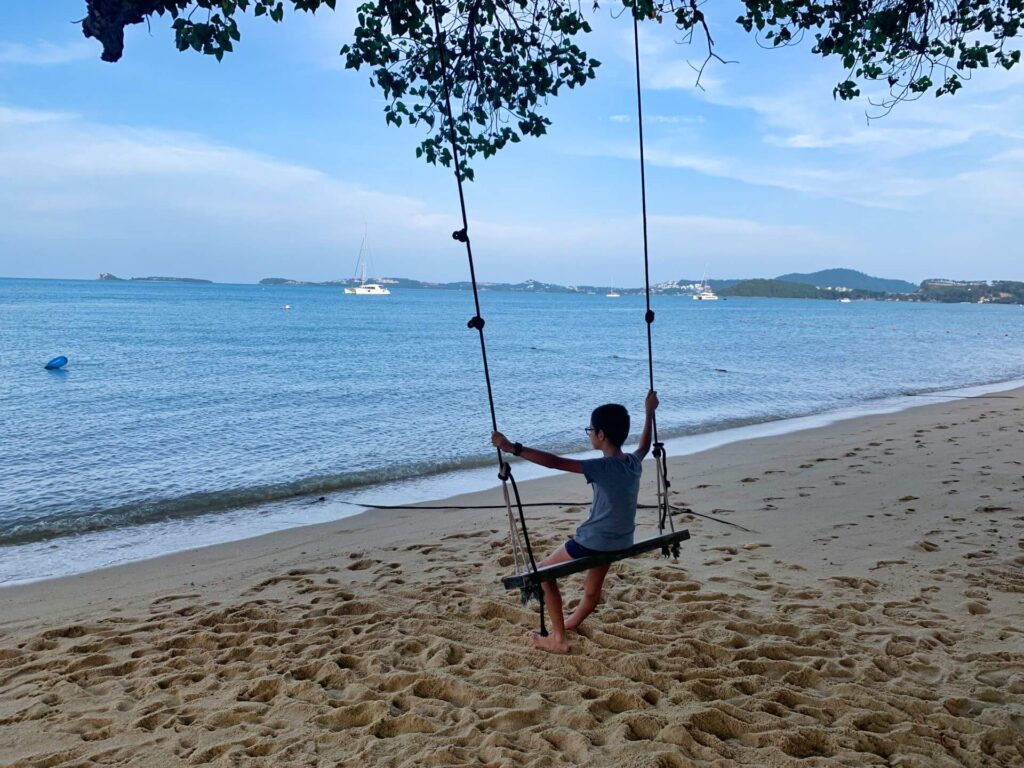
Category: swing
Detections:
[
  {"x1": 432, "y1": 8, "x2": 688, "y2": 635},
  {"x1": 502, "y1": 529, "x2": 691, "y2": 592}
]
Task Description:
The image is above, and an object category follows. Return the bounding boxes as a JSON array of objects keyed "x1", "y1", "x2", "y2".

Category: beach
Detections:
[{"x1": 1, "y1": 389, "x2": 1023, "y2": 767}]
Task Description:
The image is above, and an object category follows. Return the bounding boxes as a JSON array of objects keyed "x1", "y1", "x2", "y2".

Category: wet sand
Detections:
[{"x1": 1, "y1": 389, "x2": 1023, "y2": 766}]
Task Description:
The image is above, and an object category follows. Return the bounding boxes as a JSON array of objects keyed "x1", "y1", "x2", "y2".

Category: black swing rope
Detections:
[
  {"x1": 632, "y1": 11, "x2": 677, "y2": 548},
  {"x1": 430, "y1": 7, "x2": 550, "y2": 635},
  {"x1": 430, "y1": 6, "x2": 682, "y2": 632}
]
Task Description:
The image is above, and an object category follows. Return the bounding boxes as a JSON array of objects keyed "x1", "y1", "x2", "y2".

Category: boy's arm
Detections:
[
  {"x1": 633, "y1": 390, "x2": 659, "y2": 460},
  {"x1": 491, "y1": 432, "x2": 583, "y2": 474}
]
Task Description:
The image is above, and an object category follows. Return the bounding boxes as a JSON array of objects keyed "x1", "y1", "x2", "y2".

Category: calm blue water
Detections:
[{"x1": 2, "y1": 278, "x2": 1023, "y2": 583}]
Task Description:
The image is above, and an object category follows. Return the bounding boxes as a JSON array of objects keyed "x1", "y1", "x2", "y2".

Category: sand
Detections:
[{"x1": 1, "y1": 390, "x2": 1023, "y2": 767}]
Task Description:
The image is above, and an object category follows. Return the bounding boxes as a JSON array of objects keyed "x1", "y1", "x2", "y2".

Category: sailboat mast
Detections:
[{"x1": 358, "y1": 225, "x2": 368, "y2": 287}]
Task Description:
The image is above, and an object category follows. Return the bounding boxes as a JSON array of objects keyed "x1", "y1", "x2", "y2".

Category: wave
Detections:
[
  {"x1": 3, "y1": 374, "x2": 1022, "y2": 550},
  {"x1": 0, "y1": 454, "x2": 500, "y2": 548}
]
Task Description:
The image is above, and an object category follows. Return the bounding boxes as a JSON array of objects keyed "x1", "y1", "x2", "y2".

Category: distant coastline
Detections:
[
  {"x1": 258, "y1": 272, "x2": 1024, "y2": 305},
  {"x1": 88, "y1": 270, "x2": 1024, "y2": 304},
  {"x1": 258, "y1": 268, "x2": 920, "y2": 296}
]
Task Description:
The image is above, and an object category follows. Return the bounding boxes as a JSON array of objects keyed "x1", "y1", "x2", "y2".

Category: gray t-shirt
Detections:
[{"x1": 574, "y1": 453, "x2": 642, "y2": 551}]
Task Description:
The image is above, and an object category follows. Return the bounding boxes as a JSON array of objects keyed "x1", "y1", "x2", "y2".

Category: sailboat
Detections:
[
  {"x1": 692, "y1": 266, "x2": 718, "y2": 301},
  {"x1": 344, "y1": 228, "x2": 391, "y2": 296},
  {"x1": 606, "y1": 280, "x2": 620, "y2": 298}
]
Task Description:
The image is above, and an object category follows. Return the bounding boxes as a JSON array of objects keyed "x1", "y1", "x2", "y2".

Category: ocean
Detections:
[{"x1": 2, "y1": 277, "x2": 1023, "y2": 584}]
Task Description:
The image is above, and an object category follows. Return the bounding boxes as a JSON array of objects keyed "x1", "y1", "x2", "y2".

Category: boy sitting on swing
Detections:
[{"x1": 491, "y1": 390, "x2": 659, "y2": 653}]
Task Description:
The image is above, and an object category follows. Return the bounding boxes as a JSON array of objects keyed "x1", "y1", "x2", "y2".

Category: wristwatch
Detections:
[{"x1": 513, "y1": 442, "x2": 523, "y2": 456}]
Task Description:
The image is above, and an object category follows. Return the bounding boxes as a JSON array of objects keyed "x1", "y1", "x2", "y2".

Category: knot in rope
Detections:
[
  {"x1": 653, "y1": 441, "x2": 663, "y2": 458},
  {"x1": 645, "y1": 309, "x2": 655, "y2": 324},
  {"x1": 431, "y1": 4, "x2": 548, "y2": 639}
]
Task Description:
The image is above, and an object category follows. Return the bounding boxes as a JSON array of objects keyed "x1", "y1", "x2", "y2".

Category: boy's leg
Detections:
[
  {"x1": 564, "y1": 564, "x2": 610, "y2": 632},
  {"x1": 529, "y1": 545, "x2": 573, "y2": 653}
]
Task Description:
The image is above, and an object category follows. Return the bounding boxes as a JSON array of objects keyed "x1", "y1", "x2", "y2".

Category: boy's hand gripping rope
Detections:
[{"x1": 432, "y1": 10, "x2": 549, "y2": 636}]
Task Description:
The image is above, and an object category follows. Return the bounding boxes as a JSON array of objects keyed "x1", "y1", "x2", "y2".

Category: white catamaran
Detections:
[
  {"x1": 692, "y1": 268, "x2": 718, "y2": 301},
  {"x1": 344, "y1": 228, "x2": 390, "y2": 296}
]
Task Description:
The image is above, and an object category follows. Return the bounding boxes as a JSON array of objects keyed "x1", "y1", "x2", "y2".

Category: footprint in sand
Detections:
[{"x1": 869, "y1": 560, "x2": 907, "y2": 571}]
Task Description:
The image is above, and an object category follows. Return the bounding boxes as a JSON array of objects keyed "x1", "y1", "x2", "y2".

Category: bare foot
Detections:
[{"x1": 528, "y1": 630, "x2": 569, "y2": 654}]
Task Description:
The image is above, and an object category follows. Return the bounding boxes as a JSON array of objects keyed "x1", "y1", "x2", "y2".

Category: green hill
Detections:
[
  {"x1": 720, "y1": 279, "x2": 820, "y2": 299},
  {"x1": 776, "y1": 268, "x2": 917, "y2": 294}
]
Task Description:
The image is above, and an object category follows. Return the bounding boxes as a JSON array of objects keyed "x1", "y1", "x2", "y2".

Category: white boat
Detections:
[
  {"x1": 344, "y1": 228, "x2": 391, "y2": 296},
  {"x1": 838, "y1": 297, "x2": 852, "y2": 303},
  {"x1": 345, "y1": 282, "x2": 390, "y2": 296},
  {"x1": 692, "y1": 268, "x2": 718, "y2": 301}
]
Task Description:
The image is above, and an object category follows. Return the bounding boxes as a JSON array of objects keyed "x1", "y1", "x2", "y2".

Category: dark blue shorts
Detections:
[{"x1": 565, "y1": 538, "x2": 599, "y2": 559}]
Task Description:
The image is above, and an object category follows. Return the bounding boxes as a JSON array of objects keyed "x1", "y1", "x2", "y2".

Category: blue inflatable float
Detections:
[{"x1": 45, "y1": 355, "x2": 68, "y2": 370}]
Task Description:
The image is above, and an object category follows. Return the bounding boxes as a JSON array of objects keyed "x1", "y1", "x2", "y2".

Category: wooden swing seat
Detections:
[{"x1": 501, "y1": 529, "x2": 690, "y2": 591}]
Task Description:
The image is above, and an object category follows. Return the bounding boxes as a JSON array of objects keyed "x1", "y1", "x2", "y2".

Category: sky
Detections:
[{"x1": 1, "y1": 1, "x2": 1022, "y2": 286}]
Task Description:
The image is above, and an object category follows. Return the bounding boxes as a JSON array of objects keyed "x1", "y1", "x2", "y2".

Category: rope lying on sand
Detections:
[{"x1": 328, "y1": 498, "x2": 758, "y2": 534}]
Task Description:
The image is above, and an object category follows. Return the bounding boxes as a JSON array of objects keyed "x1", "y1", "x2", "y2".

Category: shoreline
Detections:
[
  {"x1": 2, "y1": 382, "x2": 1022, "y2": 621},
  {"x1": 1, "y1": 385, "x2": 1022, "y2": 765},
  {"x1": 4, "y1": 375, "x2": 1024, "y2": 588}
]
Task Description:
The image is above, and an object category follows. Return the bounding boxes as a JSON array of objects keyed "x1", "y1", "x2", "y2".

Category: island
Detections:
[{"x1": 98, "y1": 273, "x2": 213, "y2": 284}]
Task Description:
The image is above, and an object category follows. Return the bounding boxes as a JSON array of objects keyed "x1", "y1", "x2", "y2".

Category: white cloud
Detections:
[
  {"x1": 0, "y1": 105, "x2": 73, "y2": 126},
  {"x1": 568, "y1": 140, "x2": 724, "y2": 176},
  {"x1": 0, "y1": 40, "x2": 95, "y2": 66},
  {"x1": 633, "y1": 26, "x2": 727, "y2": 94},
  {"x1": 0, "y1": 102, "x2": 853, "y2": 283},
  {"x1": 650, "y1": 115, "x2": 703, "y2": 125},
  {"x1": 579, "y1": 16, "x2": 1024, "y2": 218},
  {"x1": 609, "y1": 114, "x2": 630, "y2": 123},
  {"x1": 0, "y1": 105, "x2": 457, "y2": 281}
]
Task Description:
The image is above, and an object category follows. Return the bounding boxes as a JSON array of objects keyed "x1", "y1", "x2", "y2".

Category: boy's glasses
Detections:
[{"x1": 584, "y1": 426, "x2": 596, "y2": 436}]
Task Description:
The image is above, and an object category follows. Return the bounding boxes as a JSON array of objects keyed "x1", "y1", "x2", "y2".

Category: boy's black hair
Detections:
[{"x1": 591, "y1": 403, "x2": 630, "y2": 448}]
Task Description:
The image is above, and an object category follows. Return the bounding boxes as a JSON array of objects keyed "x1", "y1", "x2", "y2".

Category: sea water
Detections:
[{"x1": 2, "y1": 277, "x2": 1023, "y2": 584}]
